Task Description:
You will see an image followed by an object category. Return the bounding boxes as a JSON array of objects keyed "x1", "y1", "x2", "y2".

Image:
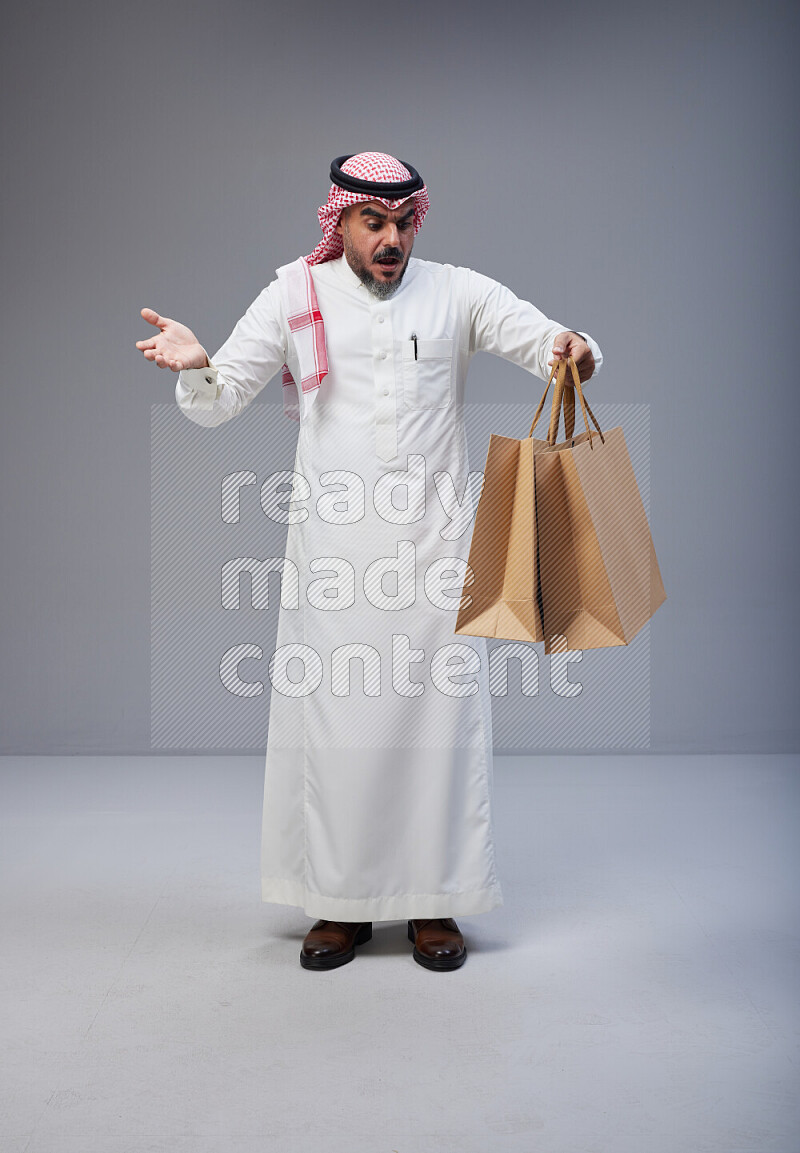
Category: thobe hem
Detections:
[{"x1": 260, "y1": 875, "x2": 504, "y2": 921}]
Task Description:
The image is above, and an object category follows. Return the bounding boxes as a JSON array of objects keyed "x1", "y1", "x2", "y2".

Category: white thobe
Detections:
[{"x1": 176, "y1": 254, "x2": 603, "y2": 921}]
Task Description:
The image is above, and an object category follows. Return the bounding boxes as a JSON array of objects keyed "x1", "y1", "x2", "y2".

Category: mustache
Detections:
[{"x1": 373, "y1": 247, "x2": 404, "y2": 262}]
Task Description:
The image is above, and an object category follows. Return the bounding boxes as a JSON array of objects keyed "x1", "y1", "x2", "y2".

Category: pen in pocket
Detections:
[{"x1": 411, "y1": 332, "x2": 418, "y2": 360}]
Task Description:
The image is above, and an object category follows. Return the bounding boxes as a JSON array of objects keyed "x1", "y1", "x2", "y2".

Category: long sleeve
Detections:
[
  {"x1": 175, "y1": 279, "x2": 288, "y2": 427},
  {"x1": 465, "y1": 269, "x2": 603, "y2": 383}
]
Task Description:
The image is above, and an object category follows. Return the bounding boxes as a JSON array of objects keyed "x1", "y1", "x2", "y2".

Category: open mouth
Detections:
[{"x1": 375, "y1": 256, "x2": 401, "y2": 273}]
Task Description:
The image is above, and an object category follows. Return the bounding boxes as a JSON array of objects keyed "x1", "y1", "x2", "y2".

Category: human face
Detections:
[{"x1": 336, "y1": 200, "x2": 416, "y2": 299}]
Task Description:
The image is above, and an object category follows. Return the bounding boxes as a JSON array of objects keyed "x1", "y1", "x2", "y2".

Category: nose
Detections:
[{"x1": 385, "y1": 222, "x2": 400, "y2": 246}]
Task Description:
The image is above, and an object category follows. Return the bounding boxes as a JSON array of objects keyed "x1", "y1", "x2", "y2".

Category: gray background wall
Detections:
[{"x1": 1, "y1": 0, "x2": 797, "y2": 754}]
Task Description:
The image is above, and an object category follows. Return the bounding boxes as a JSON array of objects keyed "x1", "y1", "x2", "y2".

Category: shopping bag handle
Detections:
[{"x1": 528, "y1": 356, "x2": 605, "y2": 448}]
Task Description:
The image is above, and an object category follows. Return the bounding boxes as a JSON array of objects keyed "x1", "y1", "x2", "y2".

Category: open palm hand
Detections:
[{"x1": 135, "y1": 307, "x2": 207, "y2": 372}]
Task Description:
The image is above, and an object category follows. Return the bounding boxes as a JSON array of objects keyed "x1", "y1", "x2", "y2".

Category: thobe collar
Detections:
[
  {"x1": 330, "y1": 253, "x2": 368, "y2": 292},
  {"x1": 329, "y1": 253, "x2": 417, "y2": 299}
]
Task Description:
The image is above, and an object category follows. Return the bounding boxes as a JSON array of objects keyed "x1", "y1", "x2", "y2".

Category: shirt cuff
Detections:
[
  {"x1": 574, "y1": 332, "x2": 603, "y2": 378},
  {"x1": 178, "y1": 355, "x2": 222, "y2": 410}
]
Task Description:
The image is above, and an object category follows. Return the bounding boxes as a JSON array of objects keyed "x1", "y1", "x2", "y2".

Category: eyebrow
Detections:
[{"x1": 359, "y1": 206, "x2": 415, "y2": 222}]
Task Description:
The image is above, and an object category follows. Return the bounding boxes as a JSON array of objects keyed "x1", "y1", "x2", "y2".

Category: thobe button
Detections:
[
  {"x1": 383, "y1": 387, "x2": 389, "y2": 395},
  {"x1": 380, "y1": 351, "x2": 388, "y2": 359},
  {"x1": 378, "y1": 316, "x2": 385, "y2": 324}
]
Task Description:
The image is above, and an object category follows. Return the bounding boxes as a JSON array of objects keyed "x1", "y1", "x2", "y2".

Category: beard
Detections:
[{"x1": 341, "y1": 228, "x2": 411, "y2": 300}]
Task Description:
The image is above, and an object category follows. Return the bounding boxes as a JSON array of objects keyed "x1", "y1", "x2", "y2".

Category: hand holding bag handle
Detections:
[{"x1": 527, "y1": 356, "x2": 605, "y2": 449}]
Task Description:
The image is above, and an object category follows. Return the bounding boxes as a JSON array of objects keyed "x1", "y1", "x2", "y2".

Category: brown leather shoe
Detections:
[
  {"x1": 407, "y1": 918, "x2": 467, "y2": 971},
  {"x1": 300, "y1": 920, "x2": 373, "y2": 970}
]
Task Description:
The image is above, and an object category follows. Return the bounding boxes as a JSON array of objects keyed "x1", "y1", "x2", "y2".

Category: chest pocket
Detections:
[{"x1": 401, "y1": 337, "x2": 454, "y2": 409}]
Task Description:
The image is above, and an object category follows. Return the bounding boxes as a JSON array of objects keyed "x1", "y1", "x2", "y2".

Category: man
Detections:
[{"x1": 136, "y1": 152, "x2": 603, "y2": 973}]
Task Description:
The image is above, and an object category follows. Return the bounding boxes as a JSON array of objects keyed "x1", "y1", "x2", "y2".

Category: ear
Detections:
[{"x1": 335, "y1": 209, "x2": 345, "y2": 236}]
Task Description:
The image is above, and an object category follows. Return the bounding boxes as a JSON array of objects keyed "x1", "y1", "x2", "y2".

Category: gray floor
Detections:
[{"x1": 0, "y1": 754, "x2": 797, "y2": 1153}]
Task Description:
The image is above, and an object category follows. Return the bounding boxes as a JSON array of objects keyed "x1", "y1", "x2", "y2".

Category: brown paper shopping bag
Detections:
[{"x1": 455, "y1": 356, "x2": 667, "y2": 652}]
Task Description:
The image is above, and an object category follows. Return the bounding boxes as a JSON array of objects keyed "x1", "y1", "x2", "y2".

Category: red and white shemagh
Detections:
[
  {"x1": 279, "y1": 259, "x2": 329, "y2": 421},
  {"x1": 279, "y1": 152, "x2": 429, "y2": 421},
  {"x1": 306, "y1": 152, "x2": 430, "y2": 266}
]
